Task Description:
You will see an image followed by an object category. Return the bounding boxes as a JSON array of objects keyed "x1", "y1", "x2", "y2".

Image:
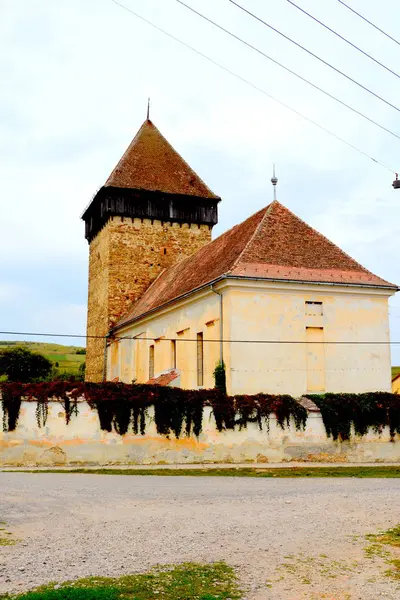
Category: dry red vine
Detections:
[{"x1": 0, "y1": 381, "x2": 308, "y2": 438}]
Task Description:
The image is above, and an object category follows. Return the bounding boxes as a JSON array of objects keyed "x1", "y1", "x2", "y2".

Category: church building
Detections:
[{"x1": 82, "y1": 118, "x2": 397, "y2": 397}]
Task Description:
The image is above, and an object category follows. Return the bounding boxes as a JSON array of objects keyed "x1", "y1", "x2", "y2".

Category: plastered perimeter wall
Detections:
[{"x1": 1, "y1": 401, "x2": 399, "y2": 466}]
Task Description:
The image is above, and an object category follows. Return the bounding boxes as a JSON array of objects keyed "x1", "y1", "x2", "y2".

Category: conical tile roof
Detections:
[
  {"x1": 116, "y1": 201, "x2": 396, "y2": 328},
  {"x1": 105, "y1": 119, "x2": 218, "y2": 199}
]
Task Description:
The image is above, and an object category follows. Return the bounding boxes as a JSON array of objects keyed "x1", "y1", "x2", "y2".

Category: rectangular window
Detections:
[
  {"x1": 149, "y1": 345, "x2": 155, "y2": 379},
  {"x1": 305, "y1": 301, "x2": 323, "y2": 316},
  {"x1": 306, "y1": 327, "x2": 325, "y2": 392},
  {"x1": 171, "y1": 340, "x2": 176, "y2": 369},
  {"x1": 197, "y1": 332, "x2": 204, "y2": 387}
]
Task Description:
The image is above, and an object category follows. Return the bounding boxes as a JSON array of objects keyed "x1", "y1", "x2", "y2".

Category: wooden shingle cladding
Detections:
[{"x1": 83, "y1": 186, "x2": 219, "y2": 243}]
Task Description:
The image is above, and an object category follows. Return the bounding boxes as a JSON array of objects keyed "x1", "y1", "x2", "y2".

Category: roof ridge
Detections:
[{"x1": 229, "y1": 202, "x2": 274, "y2": 274}]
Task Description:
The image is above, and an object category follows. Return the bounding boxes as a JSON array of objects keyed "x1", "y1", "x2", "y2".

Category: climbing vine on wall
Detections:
[
  {"x1": 234, "y1": 393, "x2": 308, "y2": 433},
  {"x1": 1, "y1": 382, "x2": 23, "y2": 432},
  {"x1": 309, "y1": 392, "x2": 400, "y2": 442},
  {"x1": 0, "y1": 381, "x2": 310, "y2": 438}
]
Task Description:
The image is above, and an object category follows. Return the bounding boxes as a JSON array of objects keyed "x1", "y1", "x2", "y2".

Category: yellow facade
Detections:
[
  {"x1": 108, "y1": 279, "x2": 394, "y2": 396},
  {"x1": 393, "y1": 374, "x2": 400, "y2": 393}
]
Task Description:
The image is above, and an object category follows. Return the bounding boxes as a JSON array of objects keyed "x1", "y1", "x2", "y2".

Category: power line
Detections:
[
  {"x1": 173, "y1": 0, "x2": 400, "y2": 141},
  {"x1": 287, "y1": 0, "x2": 400, "y2": 79},
  {"x1": 337, "y1": 0, "x2": 400, "y2": 48},
  {"x1": 109, "y1": 0, "x2": 396, "y2": 174},
  {"x1": 1, "y1": 330, "x2": 399, "y2": 345},
  {"x1": 225, "y1": 0, "x2": 400, "y2": 113}
]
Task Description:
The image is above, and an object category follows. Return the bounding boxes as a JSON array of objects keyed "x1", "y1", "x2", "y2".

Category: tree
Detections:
[{"x1": 0, "y1": 347, "x2": 52, "y2": 382}]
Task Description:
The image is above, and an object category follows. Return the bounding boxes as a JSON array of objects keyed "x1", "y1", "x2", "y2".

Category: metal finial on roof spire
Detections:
[
  {"x1": 271, "y1": 164, "x2": 278, "y2": 200},
  {"x1": 147, "y1": 97, "x2": 150, "y2": 120}
]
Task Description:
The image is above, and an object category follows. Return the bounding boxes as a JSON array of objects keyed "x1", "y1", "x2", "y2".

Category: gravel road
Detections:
[{"x1": 1, "y1": 474, "x2": 400, "y2": 599}]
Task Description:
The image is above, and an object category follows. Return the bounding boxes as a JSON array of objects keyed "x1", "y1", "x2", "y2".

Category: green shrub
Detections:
[{"x1": 213, "y1": 360, "x2": 227, "y2": 394}]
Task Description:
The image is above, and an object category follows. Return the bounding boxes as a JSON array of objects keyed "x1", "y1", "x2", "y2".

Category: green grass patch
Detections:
[
  {"x1": 4, "y1": 466, "x2": 400, "y2": 477},
  {"x1": 366, "y1": 524, "x2": 400, "y2": 581},
  {"x1": 0, "y1": 523, "x2": 17, "y2": 547},
  {"x1": 0, "y1": 562, "x2": 241, "y2": 600},
  {"x1": 367, "y1": 524, "x2": 400, "y2": 548},
  {"x1": 386, "y1": 559, "x2": 400, "y2": 580}
]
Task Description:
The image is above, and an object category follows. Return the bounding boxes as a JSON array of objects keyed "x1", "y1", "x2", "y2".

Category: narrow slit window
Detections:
[
  {"x1": 171, "y1": 340, "x2": 176, "y2": 369},
  {"x1": 149, "y1": 345, "x2": 155, "y2": 379},
  {"x1": 305, "y1": 301, "x2": 323, "y2": 316},
  {"x1": 197, "y1": 332, "x2": 204, "y2": 387}
]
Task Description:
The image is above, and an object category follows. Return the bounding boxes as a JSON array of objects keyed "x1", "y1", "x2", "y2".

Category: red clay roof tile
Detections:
[
  {"x1": 105, "y1": 119, "x2": 219, "y2": 199},
  {"x1": 146, "y1": 370, "x2": 180, "y2": 386},
  {"x1": 115, "y1": 201, "x2": 397, "y2": 328}
]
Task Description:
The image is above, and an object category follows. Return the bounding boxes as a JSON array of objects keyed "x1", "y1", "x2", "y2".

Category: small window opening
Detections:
[{"x1": 305, "y1": 301, "x2": 323, "y2": 316}]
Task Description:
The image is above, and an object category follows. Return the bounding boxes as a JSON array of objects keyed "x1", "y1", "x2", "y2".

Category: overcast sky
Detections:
[{"x1": 1, "y1": 0, "x2": 400, "y2": 362}]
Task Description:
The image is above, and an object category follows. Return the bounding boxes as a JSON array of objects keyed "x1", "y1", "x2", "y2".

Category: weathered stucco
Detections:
[
  {"x1": 1, "y1": 401, "x2": 399, "y2": 466},
  {"x1": 86, "y1": 216, "x2": 211, "y2": 382},
  {"x1": 111, "y1": 279, "x2": 394, "y2": 396}
]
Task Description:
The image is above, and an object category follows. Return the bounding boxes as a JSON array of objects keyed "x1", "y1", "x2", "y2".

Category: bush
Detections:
[
  {"x1": 213, "y1": 361, "x2": 227, "y2": 394},
  {"x1": 0, "y1": 347, "x2": 52, "y2": 383}
]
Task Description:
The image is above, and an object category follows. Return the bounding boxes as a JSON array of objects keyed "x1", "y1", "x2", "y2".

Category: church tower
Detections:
[{"x1": 82, "y1": 119, "x2": 220, "y2": 381}]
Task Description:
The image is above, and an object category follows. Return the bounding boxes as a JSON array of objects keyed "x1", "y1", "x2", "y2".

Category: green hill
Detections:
[
  {"x1": 393, "y1": 366, "x2": 400, "y2": 380},
  {"x1": 0, "y1": 341, "x2": 85, "y2": 375}
]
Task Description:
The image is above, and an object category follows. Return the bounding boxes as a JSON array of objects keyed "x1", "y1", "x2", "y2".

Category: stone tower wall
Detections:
[{"x1": 86, "y1": 216, "x2": 212, "y2": 382}]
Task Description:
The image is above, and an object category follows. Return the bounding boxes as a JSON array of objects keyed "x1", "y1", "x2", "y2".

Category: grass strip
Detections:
[
  {"x1": 2, "y1": 466, "x2": 400, "y2": 477},
  {"x1": 0, "y1": 562, "x2": 241, "y2": 600}
]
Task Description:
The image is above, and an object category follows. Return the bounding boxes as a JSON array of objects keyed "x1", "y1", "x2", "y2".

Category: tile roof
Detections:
[
  {"x1": 146, "y1": 369, "x2": 180, "y2": 386},
  {"x1": 105, "y1": 119, "x2": 219, "y2": 199},
  {"x1": 115, "y1": 201, "x2": 397, "y2": 328}
]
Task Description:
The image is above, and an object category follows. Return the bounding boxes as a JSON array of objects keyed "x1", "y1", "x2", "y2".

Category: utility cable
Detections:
[
  {"x1": 109, "y1": 0, "x2": 396, "y2": 174},
  {"x1": 1, "y1": 331, "x2": 400, "y2": 344},
  {"x1": 287, "y1": 0, "x2": 400, "y2": 79},
  {"x1": 224, "y1": 0, "x2": 400, "y2": 113},
  {"x1": 337, "y1": 0, "x2": 400, "y2": 48},
  {"x1": 173, "y1": 0, "x2": 400, "y2": 141}
]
